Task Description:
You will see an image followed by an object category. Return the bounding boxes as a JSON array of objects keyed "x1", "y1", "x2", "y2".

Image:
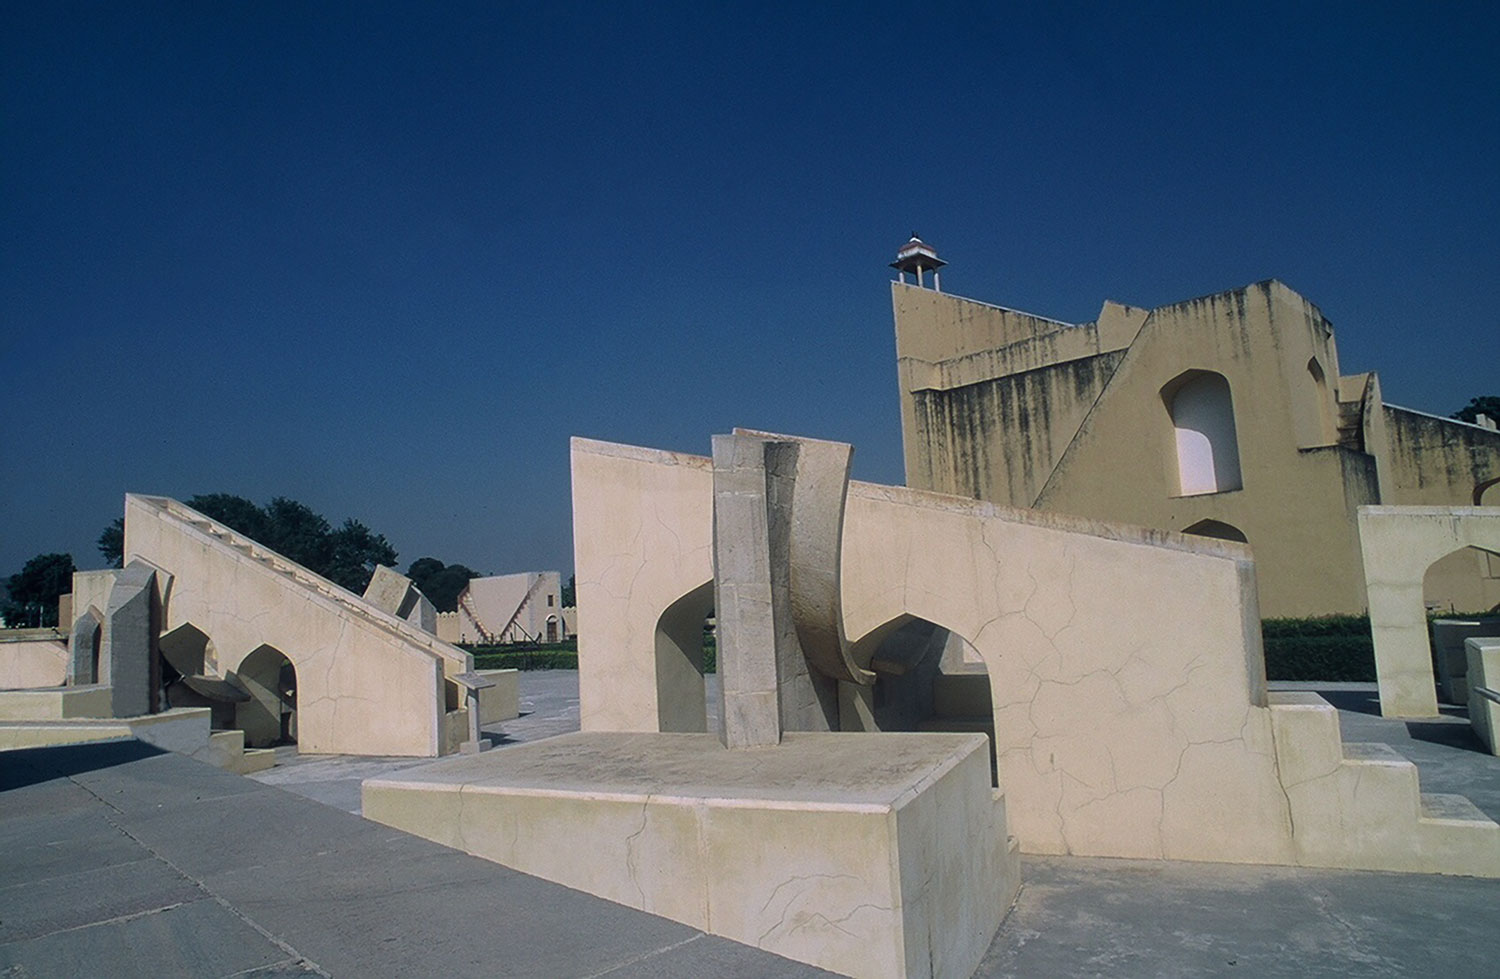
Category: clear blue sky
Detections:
[{"x1": 3, "y1": 1, "x2": 1497, "y2": 580}]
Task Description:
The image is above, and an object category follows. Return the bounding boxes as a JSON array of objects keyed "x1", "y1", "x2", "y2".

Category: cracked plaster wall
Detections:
[
  {"x1": 123, "y1": 495, "x2": 451, "y2": 756},
  {"x1": 1358, "y1": 505, "x2": 1500, "y2": 718},
  {"x1": 0, "y1": 635, "x2": 68, "y2": 689},
  {"x1": 571, "y1": 436, "x2": 1310, "y2": 864}
]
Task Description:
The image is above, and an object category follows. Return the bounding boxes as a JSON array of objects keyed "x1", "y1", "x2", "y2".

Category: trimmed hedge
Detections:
[
  {"x1": 471, "y1": 649, "x2": 578, "y2": 671},
  {"x1": 462, "y1": 636, "x2": 717, "y2": 673},
  {"x1": 1260, "y1": 615, "x2": 1375, "y2": 682}
]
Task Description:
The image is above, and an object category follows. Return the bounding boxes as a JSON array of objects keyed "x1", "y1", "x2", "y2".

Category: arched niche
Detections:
[
  {"x1": 1424, "y1": 545, "x2": 1500, "y2": 616},
  {"x1": 158, "y1": 621, "x2": 211, "y2": 678},
  {"x1": 846, "y1": 614, "x2": 996, "y2": 785},
  {"x1": 655, "y1": 581, "x2": 715, "y2": 733},
  {"x1": 1162, "y1": 370, "x2": 1243, "y2": 496},
  {"x1": 1182, "y1": 519, "x2": 1248, "y2": 544},
  {"x1": 1306, "y1": 357, "x2": 1335, "y2": 442},
  {"x1": 1477, "y1": 477, "x2": 1500, "y2": 507},
  {"x1": 233, "y1": 644, "x2": 297, "y2": 748}
]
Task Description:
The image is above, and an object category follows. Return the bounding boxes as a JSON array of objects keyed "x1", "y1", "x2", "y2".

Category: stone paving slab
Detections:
[
  {"x1": 0, "y1": 898, "x2": 295, "y2": 979},
  {"x1": 980, "y1": 853, "x2": 1500, "y2": 977},
  {"x1": 0, "y1": 741, "x2": 832, "y2": 979},
  {"x1": 10, "y1": 674, "x2": 1500, "y2": 977}
]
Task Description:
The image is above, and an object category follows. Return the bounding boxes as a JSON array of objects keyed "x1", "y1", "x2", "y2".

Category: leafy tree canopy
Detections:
[
  {"x1": 1453, "y1": 396, "x2": 1500, "y2": 425},
  {"x1": 561, "y1": 573, "x2": 575, "y2": 607},
  {"x1": 95, "y1": 494, "x2": 398, "y2": 595},
  {"x1": 3, "y1": 552, "x2": 76, "y2": 628},
  {"x1": 407, "y1": 558, "x2": 480, "y2": 612},
  {"x1": 97, "y1": 518, "x2": 124, "y2": 569}
]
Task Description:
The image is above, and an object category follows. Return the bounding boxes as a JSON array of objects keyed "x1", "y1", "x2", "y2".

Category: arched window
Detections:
[
  {"x1": 1182, "y1": 519, "x2": 1248, "y2": 544},
  {"x1": 1163, "y1": 371, "x2": 1243, "y2": 496},
  {"x1": 1307, "y1": 357, "x2": 1335, "y2": 443}
]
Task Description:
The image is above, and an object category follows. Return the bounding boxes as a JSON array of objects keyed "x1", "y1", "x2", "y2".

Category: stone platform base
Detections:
[
  {"x1": 364, "y1": 730, "x2": 1018, "y2": 979},
  {"x1": 0, "y1": 707, "x2": 276, "y2": 775}
]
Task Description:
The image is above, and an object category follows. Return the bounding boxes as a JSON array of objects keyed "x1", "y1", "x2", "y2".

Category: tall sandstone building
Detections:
[{"x1": 892, "y1": 256, "x2": 1499, "y2": 618}]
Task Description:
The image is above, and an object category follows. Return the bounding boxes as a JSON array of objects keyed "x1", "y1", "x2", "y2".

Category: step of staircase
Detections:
[
  {"x1": 1420, "y1": 792, "x2": 1494, "y2": 826},
  {"x1": 1268, "y1": 693, "x2": 1499, "y2": 876}
]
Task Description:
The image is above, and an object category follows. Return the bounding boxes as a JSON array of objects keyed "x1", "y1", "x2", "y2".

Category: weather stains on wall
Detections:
[{"x1": 912, "y1": 352, "x2": 1126, "y2": 506}]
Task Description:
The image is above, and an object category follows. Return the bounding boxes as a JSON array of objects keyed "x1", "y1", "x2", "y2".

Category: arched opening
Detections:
[
  {"x1": 1182, "y1": 519, "x2": 1248, "y2": 544},
  {"x1": 848, "y1": 616, "x2": 996, "y2": 785},
  {"x1": 1424, "y1": 546, "x2": 1500, "y2": 617},
  {"x1": 1162, "y1": 370, "x2": 1243, "y2": 496},
  {"x1": 654, "y1": 581, "x2": 715, "y2": 733},
  {"x1": 233, "y1": 644, "x2": 297, "y2": 748},
  {"x1": 1423, "y1": 546, "x2": 1500, "y2": 705},
  {"x1": 69, "y1": 607, "x2": 103, "y2": 685},
  {"x1": 158, "y1": 623, "x2": 238, "y2": 728},
  {"x1": 1477, "y1": 477, "x2": 1500, "y2": 506},
  {"x1": 545, "y1": 616, "x2": 559, "y2": 643},
  {"x1": 159, "y1": 622, "x2": 210, "y2": 677}
]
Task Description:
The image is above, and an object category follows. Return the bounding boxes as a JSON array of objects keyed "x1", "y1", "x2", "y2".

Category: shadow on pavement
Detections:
[
  {"x1": 1405, "y1": 719, "x2": 1490, "y2": 755},
  {"x1": 0, "y1": 739, "x2": 167, "y2": 792}
]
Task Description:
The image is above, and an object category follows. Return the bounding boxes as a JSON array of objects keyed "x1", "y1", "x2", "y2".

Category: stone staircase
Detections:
[{"x1": 1268, "y1": 691, "x2": 1500, "y2": 876}]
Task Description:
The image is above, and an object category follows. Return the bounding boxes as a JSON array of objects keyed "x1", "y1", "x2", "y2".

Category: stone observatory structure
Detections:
[
  {"x1": 366, "y1": 431, "x2": 1020, "y2": 979},
  {"x1": 118, "y1": 494, "x2": 486, "y2": 756},
  {"x1": 366, "y1": 430, "x2": 1497, "y2": 979},
  {"x1": 555, "y1": 433, "x2": 1497, "y2": 878},
  {"x1": 890, "y1": 247, "x2": 1500, "y2": 617},
  {"x1": 0, "y1": 495, "x2": 485, "y2": 759}
]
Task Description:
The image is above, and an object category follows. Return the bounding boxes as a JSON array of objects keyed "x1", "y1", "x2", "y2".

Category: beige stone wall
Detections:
[
  {"x1": 0, "y1": 631, "x2": 68, "y2": 689},
  {"x1": 1380, "y1": 406, "x2": 1500, "y2": 506},
  {"x1": 1377, "y1": 408, "x2": 1500, "y2": 614},
  {"x1": 573, "y1": 437, "x2": 1298, "y2": 863},
  {"x1": 571, "y1": 436, "x2": 1500, "y2": 875},
  {"x1": 894, "y1": 283, "x2": 1148, "y2": 508},
  {"x1": 0, "y1": 685, "x2": 112, "y2": 720},
  {"x1": 69, "y1": 570, "x2": 117, "y2": 626},
  {"x1": 125, "y1": 494, "x2": 469, "y2": 756},
  {"x1": 572, "y1": 438, "x2": 714, "y2": 733},
  {"x1": 476, "y1": 668, "x2": 520, "y2": 723},
  {"x1": 1031, "y1": 283, "x2": 1369, "y2": 616},
  {"x1": 896, "y1": 280, "x2": 1389, "y2": 616},
  {"x1": 434, "y1": 610, "x2": 459, "y2": 643},
  {"x1": 458, "y1": 571, "x2": 564, "y2": 644},
  {"x1": 1358, "y1": 505, "x2": 1500, "y2": 717}
]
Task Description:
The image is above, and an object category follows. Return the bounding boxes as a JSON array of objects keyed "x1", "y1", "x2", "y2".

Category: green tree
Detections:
[
  {"x1": 561, "y1": 573, "x2": 575, "y2": 607},
  {"x1": 1453, "y1": 396, "x2": 1500, "y2": 425},
  {"x1": 256, "y1": 497, "x2": 332, "y2": 571},
  {"x1": 97, "y1": 517, "x2": 124, "y2": 568},
  {"x1": 3, "y1": 553, "x2": 76, "y2": 628},
  {"x1": 98, "y1": 494, "x2": 400, "y2": 594},
  {"x1": 324, "y1": 519, "x2": 399, "y2": 593},
  {"x1": 184, "y1": 493, "x2": 269, "y2": 540},
  {"x1": 407, "y1": 558, "x2": 480, "y2": 612}
]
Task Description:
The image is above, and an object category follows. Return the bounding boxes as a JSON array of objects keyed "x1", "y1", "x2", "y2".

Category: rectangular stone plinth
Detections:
[
  {"x1": 364, "y1": 731, "x2": 1017, "y2": 979},
  {"x1": 1469, "y1": 638, "x2": 1500, "y2": 756}
]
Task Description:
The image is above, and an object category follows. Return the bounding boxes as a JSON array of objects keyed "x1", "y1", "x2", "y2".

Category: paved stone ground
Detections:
[
  {"x1": 6, "y1": 672, "x2": 1499, "y2": 976},
  {"x1": 0, "y1": 739, "x2": 830, "y2": 978}
]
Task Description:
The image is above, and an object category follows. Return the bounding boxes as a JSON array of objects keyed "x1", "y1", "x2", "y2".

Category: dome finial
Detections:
[{"x1": 890, "y1": 235, "x2": 946, "y2": 292}]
